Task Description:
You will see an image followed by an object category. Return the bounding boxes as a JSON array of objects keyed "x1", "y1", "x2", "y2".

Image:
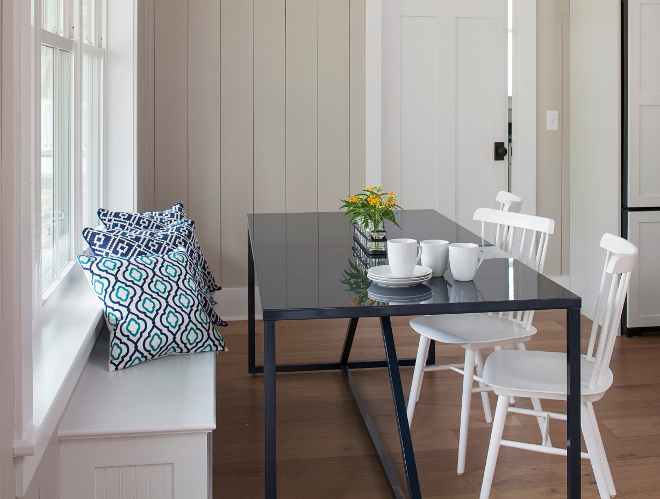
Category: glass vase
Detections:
[{"x1": 353, "y1": 218, "x2": 387, "y2": 256}]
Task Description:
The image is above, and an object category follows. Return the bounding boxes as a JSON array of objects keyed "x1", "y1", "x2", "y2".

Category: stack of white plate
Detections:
[{"x1": 367, "y1": 265, "x2": 432, "y2": 288}]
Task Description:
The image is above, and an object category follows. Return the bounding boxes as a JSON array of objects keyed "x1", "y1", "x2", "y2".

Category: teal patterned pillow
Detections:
[
  {"x1": 78, "y1": 249, "x2": 226, "y2": 371},
  {"x1": 98, "y1": 203, "x2": 188, "y2": 231}
]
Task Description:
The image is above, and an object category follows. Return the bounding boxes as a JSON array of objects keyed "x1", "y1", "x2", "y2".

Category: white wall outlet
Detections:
[{"x1": 547, "y1": 110, "x2": 559, "y2": 131}]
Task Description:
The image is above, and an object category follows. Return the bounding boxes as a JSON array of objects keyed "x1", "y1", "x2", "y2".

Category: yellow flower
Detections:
[
  {"x1": 349, "y1": 196, "x2": 358, "y2": 203},
  {"x1": 366, "y1": 185, "x2": 374, "y2": 191}
]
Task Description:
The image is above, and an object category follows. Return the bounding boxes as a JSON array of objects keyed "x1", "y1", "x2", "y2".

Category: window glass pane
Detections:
[
  {"x1": 82, "y1": 0, "x2": 94, "y2": 45},
  {"x1": 82, "y1": 55, "x2": 91, "y2": 229},
  {"x1": 41, "y1": 46, "x2": 55, "y2": 288},
  {"x1": 43, "y1": 0, "x2": 60, "y2": 33},
  {"x1": 92, "y1": 57, "x2": 102, "y2": 226},
  {"x1": 57, "y1": 50, "x2": 72, "y2": 273}
]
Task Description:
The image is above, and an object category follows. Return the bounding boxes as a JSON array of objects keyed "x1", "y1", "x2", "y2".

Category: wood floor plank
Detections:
[{"x1": 214, "y1": 310, "x2": 660, "y2": 498}]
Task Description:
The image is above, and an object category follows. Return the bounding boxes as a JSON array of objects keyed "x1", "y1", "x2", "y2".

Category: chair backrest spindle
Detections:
[
  {"x1": 586, "y1": 234, "x2": 638, "y2": 389},
  {"x1": 472, "y1": 208, "x2": 555, "y2": 332}
]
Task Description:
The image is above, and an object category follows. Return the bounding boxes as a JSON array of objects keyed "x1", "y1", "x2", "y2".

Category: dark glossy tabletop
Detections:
[{"x1": 248, "y1": 210, "x2": 580, "y2": 320}]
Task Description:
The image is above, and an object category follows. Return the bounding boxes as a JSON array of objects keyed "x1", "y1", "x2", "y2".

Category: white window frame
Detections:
[
  {"x1": 34, "y1": 0, "x2": 106, "y2": 323},
  {"x1": 9, "y1": 0, "x2": 107, "y2": 494}
]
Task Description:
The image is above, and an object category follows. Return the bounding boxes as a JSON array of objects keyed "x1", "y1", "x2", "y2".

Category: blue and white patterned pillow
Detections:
[
  {"x1": 98, "y1": 203, "x2": 188, "y2": 231},
  {"x1": 78, "y1": 249, "x2": 226, "y2": 371},
  {"x1": 83, "y1": 219, "x2": 221, "y2": 293},
  {"x1": 83, "y1": 220, "x2": 224, "y2": 327}
]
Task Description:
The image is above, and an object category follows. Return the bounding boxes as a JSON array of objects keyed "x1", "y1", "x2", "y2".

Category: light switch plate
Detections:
[{"x1": 547, "y1": 110, "x2": 559, "y2": 131}]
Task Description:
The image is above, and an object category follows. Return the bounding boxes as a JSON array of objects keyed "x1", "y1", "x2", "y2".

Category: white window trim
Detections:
[{"x1": 11, "y1": 0, "x2": 108, "y2": 494}]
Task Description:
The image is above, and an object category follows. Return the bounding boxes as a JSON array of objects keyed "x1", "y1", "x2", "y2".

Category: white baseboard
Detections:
[
  {"x1": 211, "y1": 287, "x2": 262, "y2": 322},
  {"x1": 548, "y1": 275, "x2": 571, "y2": 291}
]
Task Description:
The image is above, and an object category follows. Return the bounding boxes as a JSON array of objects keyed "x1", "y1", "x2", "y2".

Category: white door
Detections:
[
  {"x1": 382, "y1": 0, "x2": 509, "y2": 236},
  {"x1": 627, "y1": 0, "x2": 660, "y2": 208},
  {"x1": 627, "y1": 211, "x2": 660, "y2": 328}
]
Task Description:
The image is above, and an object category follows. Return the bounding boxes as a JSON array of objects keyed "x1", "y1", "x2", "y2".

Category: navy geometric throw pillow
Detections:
[
  {"x1": 98, "y1": 203, "x2": 188, "y2": 232},
  {"x1": 83, "y1": 220, "x2": 223, "y2": 322},
  {"x1": 78, "y1": 249, "x2": 226, "y2": 371}
]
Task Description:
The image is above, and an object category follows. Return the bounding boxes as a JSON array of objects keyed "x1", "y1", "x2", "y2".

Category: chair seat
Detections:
[
  {"x1": 409, "y1": 313, "x2": 536, "y2": 347},
  {"x1": 482, "y1": 350, "x2": 613, "y2": 402}
]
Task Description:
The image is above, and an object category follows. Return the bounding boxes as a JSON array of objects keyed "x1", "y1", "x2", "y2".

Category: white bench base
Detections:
[
  {"x1": 59, "y1": 330, "x2": 216, "y2": 499},
  {"x1": 60, "y1": 432, "x2": 211, "y2": 499}
]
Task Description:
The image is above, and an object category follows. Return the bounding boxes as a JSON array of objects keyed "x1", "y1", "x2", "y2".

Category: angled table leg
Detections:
[
  {"x1": 381, "y1": 317, "x2": 422, "y2": 499},
  {"x1": 340, "y1": 317, "x2": 407, "y2": 499},
  {"x1": 248, "y1": 233, "x2": 256, "y2": 375},
  {"x1": 567, "y1": 308, "x2": 581, "y2": 499},
  {"x1": 264, "y1": 320, "x2": 277, "y2": 498}
]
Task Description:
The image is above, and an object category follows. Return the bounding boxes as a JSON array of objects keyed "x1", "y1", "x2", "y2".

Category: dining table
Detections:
[{"x1": 247, "y1": 209, "x2": 582, "y2": 499}]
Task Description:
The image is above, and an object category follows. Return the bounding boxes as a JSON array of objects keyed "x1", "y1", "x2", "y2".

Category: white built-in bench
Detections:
[{"x1": 59, "y1": 329, "x2": 216, "y2": 499}]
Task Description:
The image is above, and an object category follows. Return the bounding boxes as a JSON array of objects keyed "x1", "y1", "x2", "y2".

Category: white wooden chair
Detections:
[
  {"x1": 407, "y1": 208, "x2": 555, "y2": 475},
  {"x1": 494, "y1": 191, "x2": 521, "y2": 250},
  {"x1": 478, "y1": 233, "x2": 637, "y2": 499},
  {"x1": 496, "y1": 191, "x2": 522, "y2": 213}
]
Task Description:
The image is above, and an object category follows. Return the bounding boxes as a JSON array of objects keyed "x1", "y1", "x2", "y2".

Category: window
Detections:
[{"x1": 37, "y1": 0, "x2": 105, "y2": 308}]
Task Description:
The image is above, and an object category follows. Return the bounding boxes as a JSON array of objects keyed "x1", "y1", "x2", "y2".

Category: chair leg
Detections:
[
  {"x1": 512, "y1": 343, "x2": 549, "y2": 445},
  {"x1": 530, "y1": 398, "x2": 552, "y2": 448},
  {"x1": 474, "y1": 349, "x2": 492, "y2": 423},
  {"x1": 581, "y1": 402, "x2": 611, "y2": 499},
  {"x1": 494, "y1": 346, "x2": 515, "y2": 405},
  {"x1": 480, "y1": 395, "x2": 510, "y2": 499},
  {"x1": 457, "y1": 348, "x2": 477, "y2": 475},
  {"x1": 407, "y1": 335, "x2": 431, "y2": 427},
  {"x1": 587, "y1": 402, "x2": 616, "y2": 497}
]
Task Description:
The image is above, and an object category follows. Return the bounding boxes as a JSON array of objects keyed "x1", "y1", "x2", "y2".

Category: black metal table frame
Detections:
[{"x1": 247, "y1": 234, "x2": 583, "y2": 499}]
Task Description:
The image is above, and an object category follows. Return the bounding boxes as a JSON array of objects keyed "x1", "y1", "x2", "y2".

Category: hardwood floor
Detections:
[{"x1": 213, "y1": 311, "x2": 660, "y2": 498}]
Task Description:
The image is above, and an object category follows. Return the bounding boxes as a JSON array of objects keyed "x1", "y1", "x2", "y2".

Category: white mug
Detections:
[
  {"x1": 387, "y1": 238, "x2": 422, "y2": 277},
  {"x1": 420, "y1": 240, "x2": 450, "y2": 277},
  {"x1": 449, "y1": 243, "x2": 485, "y2": 281}
]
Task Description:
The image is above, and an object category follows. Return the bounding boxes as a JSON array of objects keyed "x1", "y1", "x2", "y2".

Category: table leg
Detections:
[
  {"x1": 264, "y1": 320, "x2": 277, "y2": 498},
  {"x1": 428, "y1": 340, "x2": 436, "y2": 366},
  {"x1": 340, "y1": 317, "x2": 359, "y2": 365},
  {"x1": 381, "y1": 317, "x2": 422, "y2": 499},
  {"x1": 248, "y1": 234, "x2": 256, "y2": 375},
  {"x1": 567, "y1": 308, "x2": 581, "y2": 499}
]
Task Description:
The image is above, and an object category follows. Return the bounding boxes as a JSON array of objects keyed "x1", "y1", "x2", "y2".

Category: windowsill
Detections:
[{"x1": 15, "y1": 265, "x2": 104, "y2": 493}]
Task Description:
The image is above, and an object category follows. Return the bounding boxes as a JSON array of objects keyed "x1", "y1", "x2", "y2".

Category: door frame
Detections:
[{"x1": 365, "y1": 0, "x2": 537, "y2": 215}]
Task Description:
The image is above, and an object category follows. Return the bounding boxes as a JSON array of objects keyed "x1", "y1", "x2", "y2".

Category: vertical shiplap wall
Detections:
[
  {"x1": 222, "y1": 0, "x2": 365, "y2": 289},
  {"x1": 144, "y1": 0, "x2": 365, "y2": 291},
  {"x1": 189, "y1": 0, "x2": 221, "y2": 290},
  {"x1": 220, "y1": 0, "x2": 254, "y2": 289},
  {"x1": 147, "y1": 0, "x2": 222, "y2": 283},
  {"x1": 154, "y1": 0, "x2": 188, "y2": 209}
]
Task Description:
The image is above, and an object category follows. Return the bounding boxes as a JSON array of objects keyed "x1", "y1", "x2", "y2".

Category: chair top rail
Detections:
[
  {"x1": 474, "y1": 208, "x2": 555, "y2": 235},
  {"x1": 496, "y1": 191, "x2": 523, "y2": 213}
]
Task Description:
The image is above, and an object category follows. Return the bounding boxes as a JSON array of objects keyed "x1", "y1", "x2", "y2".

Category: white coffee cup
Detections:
[
  {"x1": 420, "y1": 240, "x2": 450, "y2": 277},
  {"x1": 387, "y1": 238, "x2": 422, "y2": 278},
  {"x1": 449, "y1": 243, "x2": 485, "y2": 281}
]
